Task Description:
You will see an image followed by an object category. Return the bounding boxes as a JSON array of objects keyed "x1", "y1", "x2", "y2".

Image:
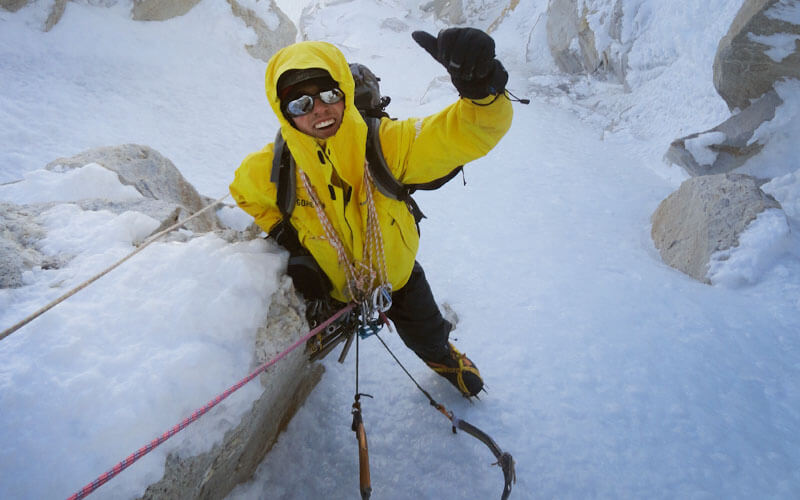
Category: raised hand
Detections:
[{"x1": 412, "y1": 28, "x2": 508, "y2": 100}]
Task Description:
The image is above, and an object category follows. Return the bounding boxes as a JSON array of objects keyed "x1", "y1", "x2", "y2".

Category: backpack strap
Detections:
[
  {"x1": 269, "y1": 129, "x2": 302, "y2": 251},
  {"x1": 271, "y1": 129, "x2": 297, "y2": 220},
  {"x1": 406, "y1": 165, "x2": 464, "y2": 193},
  {"x1": 269, "y1": 131, "x2": 332, "y2": 298},
  {"x1": 364, "y1": 117, "x2": 407, "y2": 201},
  {"x1": 364, "y1": 117, "x2": 427, "y2": 227}
]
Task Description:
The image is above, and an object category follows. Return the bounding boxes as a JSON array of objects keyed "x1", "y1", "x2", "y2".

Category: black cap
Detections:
[{"x1": 277, "y1": 68, "x2": 333, "y2": 98}]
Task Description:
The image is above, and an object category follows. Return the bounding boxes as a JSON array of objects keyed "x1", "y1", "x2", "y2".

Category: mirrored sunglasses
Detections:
[{"x1": 285, "y1": 88, "x2": 344, "y2": 117}]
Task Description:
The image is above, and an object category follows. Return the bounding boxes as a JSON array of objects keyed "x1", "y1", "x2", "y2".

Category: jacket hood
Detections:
[{"x1": 265, "y1": 41, "x2": 368, "y2": 188}]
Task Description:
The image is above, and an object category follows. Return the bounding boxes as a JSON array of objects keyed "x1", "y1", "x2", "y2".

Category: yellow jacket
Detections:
[{"x1": 230, "y1": 41, "x2": 513, "y2": 302}]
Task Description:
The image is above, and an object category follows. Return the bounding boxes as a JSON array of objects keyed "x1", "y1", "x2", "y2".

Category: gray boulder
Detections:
[
  {"x1": 0, "y1": 203, "x2": 48, "y2": 288},
  {"x1": 5, "y1": 0, "x2": 295, "y2": 54},
  {"x1": 228, "y1": 0, "x2": 297, "y2": 62},
  {"x1": 420, "y1": 0, "x2": 466, "y2": 25},
  {"x1": 667, "y1": 0, "x2": 800, "y2": 178},
  {"x1": 131, "y1": 0, "x2": 202, "y2": 21},
  {"x1": 0, "y1": 0, "x2": 66, "y2": 31},
  {"x1": 651, "y1": 173, "x2": 782, "y2": 283},
  {"x1": 546, "y1": 0, "x2": 627, "y2": 82},
  {"x1": 664, "y1": 90, "x2": 782, "y2": 177},
  {"x1": 0, "y1": 0, "x2": 27, "y2": 11},
  {"x1": 42, "y1": 0, "x2": 65, "y2": 31},
  {"x1": 132, "y1": 0, "x2": 297, "y2": 62},
  {"x1": 714, "y1": 0, "x2": 800, "y2": 112},
  {"x1": 140, "y1": 278, "x2": 323, "y2": 500},
  {"x1": 46, "y1": 144, "x2": 220, "y2": 233}
]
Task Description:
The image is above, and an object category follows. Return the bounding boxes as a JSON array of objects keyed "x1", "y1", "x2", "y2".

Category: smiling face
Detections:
[{"x1": 285, "y1": 82, "x2": 346, "y2": 140}]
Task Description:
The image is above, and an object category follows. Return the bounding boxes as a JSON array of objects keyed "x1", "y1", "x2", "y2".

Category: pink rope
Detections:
[{"x1": 66, "y1": 303, "x2": 355, "y2": 500}]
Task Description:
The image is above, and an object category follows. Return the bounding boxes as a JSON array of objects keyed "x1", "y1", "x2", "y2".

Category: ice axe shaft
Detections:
[{"x1": 352, "y1": 399, "x2": 372, "y2": 499}]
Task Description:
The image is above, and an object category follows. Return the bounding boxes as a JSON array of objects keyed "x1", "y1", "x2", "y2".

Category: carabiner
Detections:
[{"x1": 372, "y1": 284, "x2": 392, "y2": 313}]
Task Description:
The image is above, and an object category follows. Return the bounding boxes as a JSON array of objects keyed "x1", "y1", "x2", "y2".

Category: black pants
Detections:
[{"x1": 386, "y1": 261, "x2": 451, "y2": 362}]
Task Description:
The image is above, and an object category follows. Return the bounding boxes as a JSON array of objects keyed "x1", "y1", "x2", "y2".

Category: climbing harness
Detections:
[
  {"x1": 298, "y1": 158, "x2": 393, "y2": 368},
  {"x1": 306, "y1": 285, "x2": 391, "y2": 364},
  {"x1": 66, "y1": 303, "x2": 356, "y2": 500},
  {"x1": 306, "y1": 308, "x2": 359, "y2": 362},
  {"x1": 0, "y1": 194, "x2": 231, "y2": 343}
]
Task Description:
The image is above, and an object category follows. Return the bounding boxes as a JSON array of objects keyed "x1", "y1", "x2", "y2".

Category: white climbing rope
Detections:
[
  {"x1": 0, "y1": 193, "x2": 231, "y2": 342},
  {"x1": 298, "y1": 163, "x2": 390, "y2": 308}
]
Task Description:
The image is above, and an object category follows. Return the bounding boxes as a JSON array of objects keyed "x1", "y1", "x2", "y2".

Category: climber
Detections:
[{"x1": 230, "y1": 28, "x2": 513, "y2": 397}]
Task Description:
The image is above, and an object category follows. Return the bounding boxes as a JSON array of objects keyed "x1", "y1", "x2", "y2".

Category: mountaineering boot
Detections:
[{"x1": 424, "y1": 342, "x2": 483, "y2": 397}]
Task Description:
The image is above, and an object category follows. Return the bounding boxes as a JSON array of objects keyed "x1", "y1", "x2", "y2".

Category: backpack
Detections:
[{"x1": 270, "y1": 62, "x2": 464, "y2": 230}]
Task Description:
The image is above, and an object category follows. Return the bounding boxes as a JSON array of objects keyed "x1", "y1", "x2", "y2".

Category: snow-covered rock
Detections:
[
  {"x1": 651, "y1": 173, "x2": 782, "y2": 284},
  {"x1": 546, "y1": 0, "x2": 627, "y2": 82},
  {"x1": 0, "y1": 143, "x2": 323, "y2": 499},
  {"x1": 714, "y1": 0, "x2": 800, "y2": 112},
  {"x1": 228, "y1": 0, "x2": 296, "y2": 62},
  {"x1": 131, "y1": 0, "x2": 201, "y2": 21},
  {"x1": 0, "y1": 202, "x2": 48, "y2": 288},
  {"x1": 666, "y1": 0, "x2": 800, "y2": 180},
  {"x1": 133, "y1": 0, "x2": 298, "y2": 62},
  {"x1": 4, "y1": 0, "x2": 295, "y2": 59},
  {"x1": 0, "y1": 0, "x2": 66, "y2": 31},
  {"x1": 664, "y1": 90, "x2": 782, "y2": 177},
  {"x1": 139, "y1": 278, "x2": 323, "y2": 500},
  {"x1": 0, "y1": 0, "x2": 27, "y2": 12},
  {"x1": 46, "y1": 144, "x2": 221, "y2": 233},
  {"x1": 707, "y1": 207, "x2": 792, "y2": 287},
  {"x1": 420, "y1": 0, "x2": 466, "y2": 25}
]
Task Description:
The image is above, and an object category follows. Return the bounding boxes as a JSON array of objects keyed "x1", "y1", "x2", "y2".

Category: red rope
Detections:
[{"x1": 66, "y1": 303, "x2": 354, "y2": 500}]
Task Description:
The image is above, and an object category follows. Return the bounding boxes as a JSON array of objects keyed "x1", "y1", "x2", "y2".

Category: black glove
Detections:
[
  {"x1": 287, "y1": 255, "x2": 332, "y2": 301},
  {"x1": 412, "y1": 28, "x2": 508, "y2": 100}
]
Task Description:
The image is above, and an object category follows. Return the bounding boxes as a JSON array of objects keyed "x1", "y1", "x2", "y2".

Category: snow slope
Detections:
[{"x1": 2, "y1": 0, "x2": 800, "y2": 499}]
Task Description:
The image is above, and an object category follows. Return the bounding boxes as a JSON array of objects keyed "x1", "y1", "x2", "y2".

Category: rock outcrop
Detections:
[
  {"x1": 664, "y1": 90, "x2": 782, "y2": 177},
  {"x1": 420, "y1": 0, "x2": 466, "y2": 25},
  {"x1": 131, "y1": 0, "x2": 297, "y2": 62},
  {"x1": 140, "y1": 279, "x2": 322, "y2": 500},
  {"x1": 0, "y1": 203, "x2": 48, "y2": 288},
  {"x1": 228, "y1": 0, "x2": 297, "y2": 62},
  {"x1": 0, "y1": 0, "x2": 27, "y2": 12},
  {"x1": 546, "y1": 0, "x2": 627, "y2": 82},
  {"x1": 2, "y1": 144, "x2": 323, "y2": 499},
  {"x1": 46, "y1": 144, "x2": 220, "y2": 234},
  {"x1": 4, "y1": 0, "x2": 296, "y2": 60},
  {"x1": 651, "y1": 173, "x2": 781, "y2": 283},
  {"x1": 657, "y1": 0, "x2": 799, "y2": 285},
  {"x1": 668, "y1": 0, "x2": 800, "y2": 179},
  {"x1": 0, "y1": 0, "x2": 66, "y2": 31},
  {"x1": 714, "y1": 0, "x2": 800, "y2": 112},
  {"x1": 131, "y1": 0, "x2": 202, "y2": 21}
]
